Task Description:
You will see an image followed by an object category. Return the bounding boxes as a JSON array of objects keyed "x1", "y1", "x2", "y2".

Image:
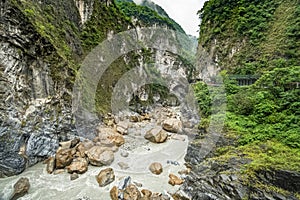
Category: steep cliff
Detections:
[
  {"x1": 0, "y1": 0, "x2": 196, "y2": 177},
  {"x1": 180, "y1": 0, "x2": 300, "y2": 199}
]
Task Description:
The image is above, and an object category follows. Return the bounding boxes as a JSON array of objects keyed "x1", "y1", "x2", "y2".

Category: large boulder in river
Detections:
[
  {"x1": 55, "y1": 148, "x2": 76, "y2": 169},
  {"x1": 76, "y1": 140, "x2": 94, "y2": 158},
  {"x1": 116, "y1": 121, "x2": 129, "y2": 135},
  {"x1": 149, "y1": 162, "x2": 163, "y2": 175},
  {"x1": 144, "y1": 128, "x2": 168, "y2": 143},
  {"x1": 96, "y1": 127, "x2": 125, "y2": 147},
  {"x1": 10, "y1": 177, "x2": 30, "y2": 200},
  {"x1": 162, "y1": 118, "x2": 182, "y2": 133},
  {"x1": 86, "y1": 146, "x2": 114, "y2": 166},
  {"x1": 168, "y1": 173, "x2": 184, "y2": 186},
  {"x1": 123, "y1": 184, "x2": 142, "y2": 200},
  {"x1": 66, "y1": 157, "x2": 88, "y2": 174},
  {"x1": 96, "y1": 168, "x2": 115, "y2": 187}
]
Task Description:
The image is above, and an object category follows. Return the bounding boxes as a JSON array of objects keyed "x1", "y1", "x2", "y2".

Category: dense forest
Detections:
[{"x1": 195, "y1": 0, "x2": 300, "y2": 196}]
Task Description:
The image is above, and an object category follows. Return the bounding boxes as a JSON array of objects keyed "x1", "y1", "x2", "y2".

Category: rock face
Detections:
[
  {"x1": 96, "y1": 168, "x2": 115, "y2": 187},
  {"x1": 144, "y1": 128, "x2": 168, "y2": 143},
  {"x1": 10, "y1": 177, "x2": 30, "y2": 200},
  {"x1": 149, "y1": 162, "x2": 163, "y2": 175},
  {"x1": 162, "y1": 118, "x2": 182, "y2": 133}
]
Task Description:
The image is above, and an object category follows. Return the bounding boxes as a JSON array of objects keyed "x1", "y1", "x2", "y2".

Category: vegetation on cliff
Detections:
[{"x1": 195, "y1": 0, "x2": 300, "y2": 196}]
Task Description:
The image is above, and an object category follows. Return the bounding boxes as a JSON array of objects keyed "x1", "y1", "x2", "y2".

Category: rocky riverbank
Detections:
[{"x1": 0, "y1": 106, "x2": 195, "y2": 200}]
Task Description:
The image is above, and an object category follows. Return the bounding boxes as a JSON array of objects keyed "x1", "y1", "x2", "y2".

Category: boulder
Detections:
[
  {"x1": 162, "y1": 118, "x2": 182, "y2": 133},
  {"x1": 149, "y1": 162, "x2": 163, "y2": 175},
  {"x1": 168, "y1": 174, "x2": 184, "y2": 186},
  {"x1": 10, "y1": 177, "x2": 30, "y2": 200},
  {"x1": 96, "y1": 127, "x2": 125, "y2": 147},
  {"x1": 66, "y1": 157, "x2": 88, "y2": 174},
  {"x1": 144, "y1": 128, "x2": 168, "y2": 143},
  {"x1": 59, "y1": 140, "x2": 72, "y2": 149},
  {"x1": 110, "y1": 186, "x2": 119, "y2": 200},
  {"x1": 130, "y1": 115, "x2": 141, "y2": 122},
  {"x1": 121, "y1": 151, "x2": 129, "y2": 157},
  {"x1": 76, "y1": 140, "x2": 94, "y2": 158},
  {"x1": 55, "y1": 148, "x2": 76, "y2": 169},
  {"x1": 70, "y1": 173, "x2": 79, "y2": 181},
  {"x1": 87, "y1": 146, "x2": 114, "y2": 166},
  {"x1": 96, "y1": 168, "x2": 115, "y2": 187},
  {"x1": 141, "y1": 189, "x2": 152, "y2": 197},
  {"x1": 116, "y1": 121, "x2": 129, "y2": 135},
  {"x1": 46, "y1": 156, "x2": 55, "y2": 174},
  {"x1": 123, "y1": 184, "x2": 142, "y2": 200}
]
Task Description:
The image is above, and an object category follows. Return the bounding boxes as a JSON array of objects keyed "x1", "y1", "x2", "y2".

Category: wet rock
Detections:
[
  {"x1": 170, "y1": 134, "x2": 186, "y2": 141},
  {"x1": 118, "y1": 162, "x2": 129, "y2": 170},
  {"x1": 110, "y1": 186, "x2": 119, "y2": 200},
  {"x1": 70, "y1": 173, "x2": 79, "y2": 181},
  {"x1": 123, "y1": 184, "x2": 142, "y2": 200},
  {"x1": 46, "y1": 156, "x2": 55, "y2": 174},
  {"x1": 86, "y1": 146, "x2": 114, "y2": 166},
  {"x1": 10, "y1": 177, "x2": 30, "y2": 200},
  {"x1": 96, "y1": 168, "x2": 115, "y2": 187},
  {"x1": 116, "y1": 121, "x2": 129, "y2": 135},
  {"x1": 162, "y1": 118, "x2": 182, "y2": 133},
  {"x1": 55, "y1": 148, "x2": 76, "y2": 169},
  {"x1": 141, "y1": 189, "x2": 152, "y2": 197},
  {"x1": 144, "y1": 128, "x2": 168, "y2": 143},
  {"x1": 53, "y1": 169, "x2": 65, "y2": 175},
  {"x1": 66, "y1": 157, "x2": 88, "y2": 174},
  {"x1": 168, "y1": 174, "x2": 184, "y2": 186},
  {"x1": 149, "y1": 162, "x2": 163, "y2": 175},
  {"x1": 121, "y1": 151, "x2": 129, "y2": 157}
]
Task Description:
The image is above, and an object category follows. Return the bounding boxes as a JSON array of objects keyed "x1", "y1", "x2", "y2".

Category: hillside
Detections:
[{"x1": 186, "y1": 0, "x2": 300, "y2": 199}]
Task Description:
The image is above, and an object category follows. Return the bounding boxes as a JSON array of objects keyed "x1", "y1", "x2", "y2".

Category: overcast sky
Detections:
[{"x1": 135, "y1": 0, "x2": 207, "y2": 36}]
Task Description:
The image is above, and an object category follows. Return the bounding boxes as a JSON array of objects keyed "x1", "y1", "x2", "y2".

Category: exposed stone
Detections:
[
  {"x1": 144, "y1": 128, "x2": 168, "y2": 143},
  {"x1": 86, "y1": 146, "x2": 114, "y2": 166},
  {"x1": 10, "y1": 177, "x2": 30, "y2": 200},
  {"x1": 55, "y1": 148, "x2": 76, "y2": 169},
  {"x1": 66, "y1": 157, "x2": 88, "y2": 174},
  {"x1": 116, "y1": 121, "x2": 129, "y2": 135},
  {"x1": 162, "y1": 118, "x2": 182, "y2": 133},
  {"x1": 110, "y1": 186, "x2": 119, "y2": 200},
  {"x1": 118, "y1": 162, "x2": 129, "y2": 170},
  {"x1": 76, "y1": 140, "x2": 94, "y2": 158},
  {"x1": 121, "y1": 151, "x2": 129, "y2": 157},
  {"x1": 53, "y1": 169, "x2": 65, "y2": 175},
  {"x1": 141, "y1": 189, "x2": 152, "y2": 197},
  {"x1": 70, "y1": 173, "x2": 79, "y2": 181},
  {"x1": 149, "y1": 162, "x2": 163, "y2": 175},
  {"x1": 130, "y1": 115, "x2": 141, "y2": 122},
  {"x1": 70, "y1": 138, "x2": 81, "y2": 148},
  {"x1": 59, "y1": 141, "x2": 72, "y2": 149},
  {"x1": 109, "y1": 134, "x2": 125, "y2": 147},
  {"x1": 96, "y1": 168, "x2": 115, "y2": 187},
  {"x1": 123, "y1": 184, "x2": 142, "y2": 200},
  {"x1": 46, "y1": 156, "x2": 55, "y2": 174},
  {"x1": 168, "y1": 174, "x2": 184, "y2": 186}
]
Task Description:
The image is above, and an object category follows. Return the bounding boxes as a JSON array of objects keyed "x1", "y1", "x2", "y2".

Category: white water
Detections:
[{"x1": 0, "y1": 135, "x2": 188, "y2": 200}]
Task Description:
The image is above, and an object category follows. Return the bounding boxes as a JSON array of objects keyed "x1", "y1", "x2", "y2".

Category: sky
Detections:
[{"x1": 134, "y1": 0, "x2": 207, "y2": 36}]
